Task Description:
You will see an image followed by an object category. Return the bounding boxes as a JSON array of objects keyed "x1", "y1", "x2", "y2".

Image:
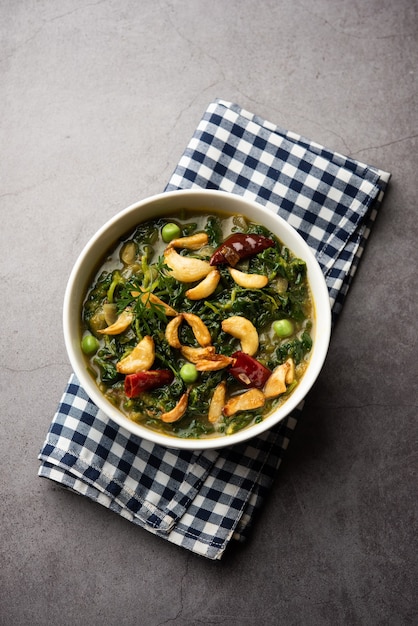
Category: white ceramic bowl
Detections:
[{"x1": 63, "y1": 189, "x2": 331, "y2": 449}]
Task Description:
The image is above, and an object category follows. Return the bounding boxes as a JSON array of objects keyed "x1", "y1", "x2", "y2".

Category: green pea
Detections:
[
  {"x1": 161, "y1": 222, "x2": 181, "y2": 243},
  {"x1": 179, "y1": 363, "x2": 199, "y2": 383},
  {"x1": 272, "y1": 319, "x2": 295, "y2": 338},
  {"x1": 81, "y1": 334, "x2": 100, "y2": 355}
]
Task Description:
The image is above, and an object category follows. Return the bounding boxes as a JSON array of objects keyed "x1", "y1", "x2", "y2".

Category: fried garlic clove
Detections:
[
  {"x1": 285, "y1": 358, "x2": 295, "y2": 385},
  {"x1": 221, "y1": 315, "x2": 259, "y2": 356},
  {"x1": 97, "y1": 309, "x2": 133, "y2": 335},
  {"x1": 208, "y1": 381, "x2": 226, "y2": 423},
  {"x1": 263, "y1": 361, "x2": 291, "y2": 398},
  {"x1": 116, "y1": 336, "x2": 155, "y2": 374},
  {"x1": 223, "y1": 388, "x2": 265, "y2": 417},
  {"x1": 165, "y1": 314, "x2": 184, "y2": 348},
  {"x1": 167, "y1": 232, "x2": 209, "y2": 250},
  {"x1": 228, "y1": 267, "x2": 268, "y2": 289},
  {"x1": 163, "y1": 247, "x2": 212, "y2": 282},
  {"x1": 180, "y1": 345, "x2": 216, "y2": 363},
  {"x1": 185, "y1": 269, "x2": 220, "y2": 300},
  {"x1": 182, "y1": 313, "x2": 212, "y2": 347},
  {"x1": 194, "y1": 354, "x2": 234, "y2": 371},
  {"x1": 138, "y1": 290, "x2": 178, "y2": 317},
  {"x1": 160, "y1": 392, "x2": 189, "y2": 423}
]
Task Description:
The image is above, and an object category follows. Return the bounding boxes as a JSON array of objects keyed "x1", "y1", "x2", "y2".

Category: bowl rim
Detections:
[{"x1": 63, "y1": 189, "x2": 331, "y2": 450}]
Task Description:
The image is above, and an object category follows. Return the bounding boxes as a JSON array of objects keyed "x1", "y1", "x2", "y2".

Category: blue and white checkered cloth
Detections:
[{"x1": 38, "y1": 100, "x2": 390, "y2": 560}]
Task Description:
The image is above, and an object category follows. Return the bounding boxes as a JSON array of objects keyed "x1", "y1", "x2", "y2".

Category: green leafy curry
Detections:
[{"x1": 81, "y1": 210, "x2": 314, "y2": 439}]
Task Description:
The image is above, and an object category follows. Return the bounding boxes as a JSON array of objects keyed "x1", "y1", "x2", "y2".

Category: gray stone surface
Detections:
[{"x1": 1, "y1": 1, "x2": 417, "y2": 624}]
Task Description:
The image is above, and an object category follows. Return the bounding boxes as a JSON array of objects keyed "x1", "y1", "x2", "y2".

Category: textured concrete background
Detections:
[{"x1": 1, "y1": 1, "x2": 417, "y2": 624}]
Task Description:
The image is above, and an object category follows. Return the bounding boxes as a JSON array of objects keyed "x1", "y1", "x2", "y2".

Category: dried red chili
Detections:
[
  {"x1": 228, "y1": 351, "x2": 272, "y2": 389},
  {"x1": 124, "y1": 370, "x2": 174, "y2": 398},
  {"x1": 210, "y1": 233, "x2": 275, "y2": 267}
]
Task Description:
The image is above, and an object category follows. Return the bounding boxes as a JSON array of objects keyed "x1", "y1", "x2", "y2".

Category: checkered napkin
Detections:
[{"x1": 38, "y1": 99, "x2": 390, "y2": 560}]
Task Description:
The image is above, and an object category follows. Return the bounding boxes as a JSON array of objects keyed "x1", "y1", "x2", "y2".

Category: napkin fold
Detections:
[{"x1": 38, "y1": 99, "x2": 390, "y2": 560}]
